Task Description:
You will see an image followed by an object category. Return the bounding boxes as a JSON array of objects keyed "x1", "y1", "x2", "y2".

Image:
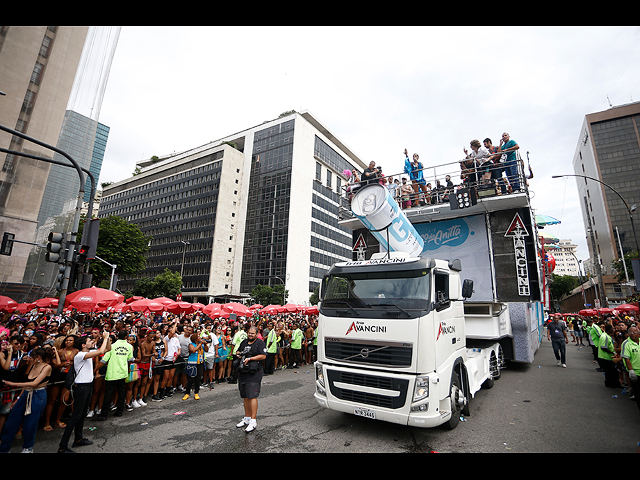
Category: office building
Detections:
[
  {"x1": 549, "y1": 239, "x2": 580, "y2": 277},
  {"x1": 0, "y1": 26, "x2": 89, "y2": 285},
  {"x1": 572, "y1": 101, "x2": 640, "y2": 275},
  {"x1": 99, "y1": 111, "x2": 367, "y2": 304}
]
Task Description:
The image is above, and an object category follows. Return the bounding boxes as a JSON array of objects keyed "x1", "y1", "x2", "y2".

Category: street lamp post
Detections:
[{"x1": 552, "y1": 174, "x2": 639, "y2": 255}]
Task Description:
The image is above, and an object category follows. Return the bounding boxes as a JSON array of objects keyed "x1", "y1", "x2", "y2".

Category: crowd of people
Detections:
[
  {"x1": 546, "y1": 310, "x2": 640, "y2": 412},
  {"x1": 0, "y1": 308, "x2": 318, "y2": 452},
  {"x1": 344, "y1": 133, "x2": 533, "y2": 209}
]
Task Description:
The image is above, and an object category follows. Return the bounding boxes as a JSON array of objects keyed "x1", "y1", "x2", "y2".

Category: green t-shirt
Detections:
[
  {"x1": 101, "y1": 339, "x2": 134, "y2": 381},
  {"x1": 232, "y1": 330, "x2": 247, "y2": 354},
  {"x1": 291, "y1": 328, "x2": 303, "y2": 350},
  {"x1": 266, "y1": 329, "x2": 280, "y2": 354},
  {"x1": 598, "y1": 332, "x2": 614, "y2": 361},
  {"x1": 621, "y1": 338, "x2": 640, "y2": 371}
]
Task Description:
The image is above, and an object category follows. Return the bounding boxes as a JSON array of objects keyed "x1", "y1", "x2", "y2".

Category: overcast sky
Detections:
[{"x1": 95, "y1": 26, "x2": 640, "y2": 263}]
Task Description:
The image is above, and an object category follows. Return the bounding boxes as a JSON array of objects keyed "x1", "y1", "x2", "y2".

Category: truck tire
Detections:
[{"x1": 442, "y1": 372, "x2": 465, "y2": 430}]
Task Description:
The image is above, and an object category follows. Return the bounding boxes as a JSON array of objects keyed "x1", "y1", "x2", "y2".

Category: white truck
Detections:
[{"x1": 313, "y1": 181, "x2": 544, "y2": 429}]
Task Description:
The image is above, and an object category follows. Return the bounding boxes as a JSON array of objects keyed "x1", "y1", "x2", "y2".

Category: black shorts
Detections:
[{"x1": 238, "y1": 381, "x2": 261, "y2": 399}]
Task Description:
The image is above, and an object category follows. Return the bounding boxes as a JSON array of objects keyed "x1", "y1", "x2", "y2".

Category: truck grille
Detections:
[
  {"x1": 324, "y1": 338, "x2": 413, "y2": 367},
  {"x1": 327, "y1": 369, "x2": 408, "y2": 409}
]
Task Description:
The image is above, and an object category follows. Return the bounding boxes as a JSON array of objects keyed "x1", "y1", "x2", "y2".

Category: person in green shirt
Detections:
[
  {"x1": 621, "y1": 326, "x2": 640, "y2": 410},
  {"x1": 95, "y1": 330, "x2": 134, "y2": 420},
  {"x1": 264, "y1": 324, "x2": 281, "y2": 375},
  {"x1": 228, "y1": 323, "x2": 248, "y2": 384},
  {"x1": 598, "y1": 323, "x2": 620, "y2": 389},
  {"x1": 585, "y1": 319, "x2": 603, "y2": 369},
  {"x1": 290, "y1": 322, "x2": 303, "y2": 368}
]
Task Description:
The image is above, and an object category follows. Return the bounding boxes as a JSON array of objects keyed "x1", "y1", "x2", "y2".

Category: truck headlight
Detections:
[
  {"x1": 315, "y1": 362, "x2": 325, "y2": 388},
  {"x1": 413, "y1": 376, "x2": 429, "y2": 402}
]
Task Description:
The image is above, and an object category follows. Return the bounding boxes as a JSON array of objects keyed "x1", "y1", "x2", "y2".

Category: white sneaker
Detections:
[
  {"x1": 245, "y1": 420, "x2": 257, "y2": 433},
  {"x1": 562, "y1": 363, "x2": 567, "y2": 368},
  {"x1": 138, "y1": 398, "x2": 147, "y2": 407},
  {"x1": 132, "y1": 400, "x2": 140, "y2": 408},
  {"x1": 557, "y1": 360, "x2": 561, "y2": 366},
  {"x1": 236, "y1": 417, "x2": 250, "y2": 428},
  {"x1": 86, "y1": 410, "x2": 94, "y2": 418}
]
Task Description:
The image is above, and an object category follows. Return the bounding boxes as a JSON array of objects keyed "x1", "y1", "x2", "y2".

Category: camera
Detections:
[{"x1": 238, "y1": 346, "x2": 256, "y2": 373}]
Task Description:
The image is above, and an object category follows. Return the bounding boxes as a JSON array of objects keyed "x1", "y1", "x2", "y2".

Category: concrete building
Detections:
[
  {"x1": 550, "y1": 239, "x2": 580, "y2": 277},
  {"x1": 572, "y1": 102, "x2": 640, "y2": 276},
  {"x1": 98, "y1": 111, "x2": 367, "y2": 304},
  {"x1": 0, "y1": 26, "x2": 89, "y2": 285}
]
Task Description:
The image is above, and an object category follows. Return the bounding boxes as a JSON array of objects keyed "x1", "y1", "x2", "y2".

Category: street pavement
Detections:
[{"x1": 3, "y1": 336, "x2": 639, "y2": 453}]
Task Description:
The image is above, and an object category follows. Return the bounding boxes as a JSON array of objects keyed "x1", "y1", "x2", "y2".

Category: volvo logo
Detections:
[{"x1": 359, "y1": 348, "x2": 370, "y2": 358}]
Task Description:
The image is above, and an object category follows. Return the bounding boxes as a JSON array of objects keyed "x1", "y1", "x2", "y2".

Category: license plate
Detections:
[{"x1": 354, "y1": 407, "x2": 375, "y2": 419}]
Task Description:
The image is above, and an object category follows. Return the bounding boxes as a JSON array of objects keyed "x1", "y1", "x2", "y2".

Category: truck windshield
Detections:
[{"x1": 322, "y1": 269, "x2": 430, "y2": 311}]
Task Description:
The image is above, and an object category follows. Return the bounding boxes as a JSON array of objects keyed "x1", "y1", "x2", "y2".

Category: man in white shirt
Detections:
[{"x1": 58, "y1": 331, "x2": 110, "y2": 453}]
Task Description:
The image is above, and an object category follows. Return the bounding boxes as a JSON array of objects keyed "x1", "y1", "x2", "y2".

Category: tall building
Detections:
[
  {"x1": 0, "y1": 26, "x2": 89, "y2": 285},
  {"x1": 550, "y1": 239, "x2": 580, "y2": 277},
  {"x1": 572, "y1": 101, "x2": 640, "y2": 275},
  {"x1": 99, "y1": 111, "x2": 367, "y2": 304},
  {"x1": 37, "y1": 110, "x2": 109, "y2": 227}
]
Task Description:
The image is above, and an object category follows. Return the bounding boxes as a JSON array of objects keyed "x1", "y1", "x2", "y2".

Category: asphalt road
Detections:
[{"x1": 4, "y1": 337, "x2": 639, "y2": 453}]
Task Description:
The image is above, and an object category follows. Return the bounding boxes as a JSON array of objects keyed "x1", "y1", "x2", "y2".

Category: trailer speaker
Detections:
[{"x1": 450, "y1": 188, "x2": 477, "y2": 209}]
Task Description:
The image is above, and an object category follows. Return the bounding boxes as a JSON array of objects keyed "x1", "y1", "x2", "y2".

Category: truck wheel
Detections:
[{"x1": 442, "y1": 372, "x2": 465, "y2": 430}]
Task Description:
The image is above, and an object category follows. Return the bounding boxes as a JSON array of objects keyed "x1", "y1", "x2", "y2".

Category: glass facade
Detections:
[
  {"x1": 37, "y1": 110, "x2": 109, "y2": 226},
  {"x1": 240, "y1": 119, "x2": 294, "y2": 293},
  {"x1": 310, "y1": 136, "x2": 352, "y2": 292},
  {"x1": 99, "y1": 152, "x2": 223, "y2": 293},
  {"x1": 590, "y1": 113, "x2": 640, "y2": 255}
]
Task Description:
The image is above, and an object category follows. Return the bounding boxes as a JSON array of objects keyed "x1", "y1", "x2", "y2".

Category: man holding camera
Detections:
[{"x1": 235, "y1": 326, "x2": 267, "y2": 433}]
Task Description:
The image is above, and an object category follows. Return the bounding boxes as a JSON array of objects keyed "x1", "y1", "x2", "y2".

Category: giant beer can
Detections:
[{"x1": 351, "y1": 183, "x2": 424, "y2": 257}]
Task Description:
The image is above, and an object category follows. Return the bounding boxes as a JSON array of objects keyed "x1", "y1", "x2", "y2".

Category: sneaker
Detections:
[
  {"x1": 138, "y1": 398, "x2": 147, "y2": 407},
  {"x1": 21, "y1": 448, "x2": 34, "y2": 453},
  {"x1": 182, "y1": 394, "x2": 190, "y2": 401},
  {"x1": 236, "y1": 417, "x2": 250, "y2": 428},
  {"x1": 562, "y1": 364, "x2": 567, "y2": 368},
  {"x1": 132, "y1": 400, "x2": 140, "y2": 408},
  {"x1": 72, "y1": 438, "x2": 93, "y2": 448},
  {"x1": 57, "y1": 447, "x2": 75, "y2": 453},
  {"x1": 126, "y1": 403, "x2": 133, "y2": 412},
  {"x1": 194, "y1": 393, "x2": 200, "y2": 400},
  {"x1": 245, "y1": 420, "x2": 257, "y2": 433},
  {"x1": 86, "y1": 410, "x2": 94, "y2": 418},
  {"x1": 557, "y1": 360, "x2": 561, "y2": 366},
  {"x1": 151, "y1": 394, "x2": 163, "y2": 402}
]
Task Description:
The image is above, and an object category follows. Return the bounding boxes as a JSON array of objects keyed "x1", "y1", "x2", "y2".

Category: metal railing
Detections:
[{"x1": 339, "y1": 151, "x2": 531, "y2": 219}]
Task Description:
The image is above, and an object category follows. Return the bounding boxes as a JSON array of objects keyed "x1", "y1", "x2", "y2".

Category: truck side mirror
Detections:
[{"x1": 462, "y1": 279, "x2": 474, "y2": 299}]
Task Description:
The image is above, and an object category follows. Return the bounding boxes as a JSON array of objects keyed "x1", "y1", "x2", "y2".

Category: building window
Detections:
[
  {"x1": 316, "y1": 162, "x2": 322, "y2": 182},
  {"x1": 326, "y1": 169, "x2": 332, "y2": 188}
]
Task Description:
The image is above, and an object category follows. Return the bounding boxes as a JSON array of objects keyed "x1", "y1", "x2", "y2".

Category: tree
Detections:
[
  {"x1": 549, "y1": 274, "x2": 580, "y2": 302},
  {"x1": 612, "y1": 250, "x2": 638, "y2": 282},
  {"x1": 132, "y1": 269, "x2": 182, "y2": 298},
  {"x1": 309, "y1": 285, "x2": 319, "y2": 305},
  {"x1": 250, "y1": 284, "x2": 288, "y2": 306},
  {"x1": 78, "y1": 215, "x2": 150, "y2": 287}
]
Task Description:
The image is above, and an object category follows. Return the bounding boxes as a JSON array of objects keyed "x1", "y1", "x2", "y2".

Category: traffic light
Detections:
[
  {"x1": 1, "y1": 232, "x2": 15, "y2": 256},
  {"x1": 45, "y1": 232, "x2": 64, "y2": 263},
  {"x1": 75, "y1": 244, "x2": 90, "y2": 264},
  {"x1": 55, "y1": 264, "x2": 66, "y2": 291}
]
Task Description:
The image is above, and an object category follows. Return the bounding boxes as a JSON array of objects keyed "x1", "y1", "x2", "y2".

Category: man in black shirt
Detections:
[
  {"x1": 362, "y1": 161, "x2": 381, "y2": 186},
  {"x1": 234, "y1": 326, "x2": 267, "y2": 433}
]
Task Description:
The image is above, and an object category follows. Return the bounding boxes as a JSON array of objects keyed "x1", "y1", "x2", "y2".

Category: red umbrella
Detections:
[
  {"x1": 65, "y1": 287, "x2": 125, "y2": 313},
  {"x1": 153, "y1": 297, "x2": 176, "y2": 306},
  {"x1": 126, "y1": 296, "x2": 144, "y2": 304},
  {"x1": 203, "y1": 303, "x2": 222, "y2": 316},
  {"x1": 127, "y1": 298, "x2": 164, "y2": 313},
  {"x1": 579, "y1": 309, "x2": 597, "y2": 316},
  {"x1": 304, "y1": 306, "x2": 319, "y2": 315},
  {"x1": 34, "y1": 297, "x2": 59, "y2": 308},
  {"x1": 0, "y1": 295, "x2": 18, "y2": 313},
  {"x1": 249, "y1": 304, "x2": 263, "y2": 310},
  {"x1": 166, "y1": 301, "x2": 194, "y2": 314},
  {"x1": 223, "y1": 302, "x2": 252, "y2": 316},
  {"x1": 14, "y1": 302, "x2": 36, "y2": 314},
  {"x1": 259, "y1": 304, "x2": 283, "y2": 315},
  {"x1": 192, "y1": 303, "x2": 205, "y2": 312},
  {"x1": 613, "y1": 303, "x2": 639, "y2": 313}
]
